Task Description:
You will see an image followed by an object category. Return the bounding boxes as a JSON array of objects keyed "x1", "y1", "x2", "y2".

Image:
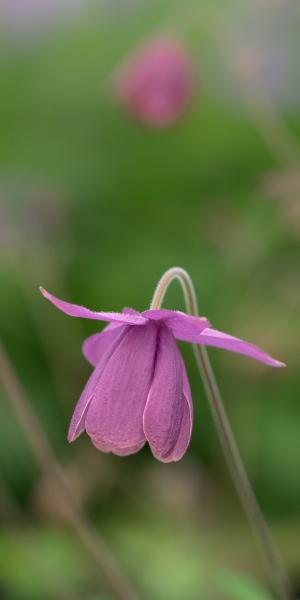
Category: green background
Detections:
[{"x1": 0, "y1": 1, "x2": 299, "y2": 598}]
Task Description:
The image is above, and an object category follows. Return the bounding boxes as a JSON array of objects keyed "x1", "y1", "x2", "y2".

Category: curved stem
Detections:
[
  {"x1": 151, "y1": 267, "x2": 292, "y2": 600},
  {"x1": 0, "y1": 340, "x2": 140, "y2": 600}
]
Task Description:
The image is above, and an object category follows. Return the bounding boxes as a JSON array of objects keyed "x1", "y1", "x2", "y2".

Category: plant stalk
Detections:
[{"x1": 151, "y1": 267, "x2": 292, "y2": 600}]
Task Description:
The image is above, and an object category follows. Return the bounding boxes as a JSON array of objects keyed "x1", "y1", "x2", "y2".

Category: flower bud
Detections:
[{"x1": 114, "y1": 38, "x2": 196, "y2": 128}]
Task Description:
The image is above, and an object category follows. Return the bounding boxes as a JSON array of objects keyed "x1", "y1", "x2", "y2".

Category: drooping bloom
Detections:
[
  {"x1": 114, "y1": 38, "x2": 195, "y2": 128},
  {"x1": 40, "y1": 287, "x2": 284, "y2": 462}
]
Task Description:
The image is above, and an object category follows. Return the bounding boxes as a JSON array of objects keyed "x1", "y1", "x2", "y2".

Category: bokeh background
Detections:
[{"x1": 0, "y1": 1, "x2": 300, "y2": 598}]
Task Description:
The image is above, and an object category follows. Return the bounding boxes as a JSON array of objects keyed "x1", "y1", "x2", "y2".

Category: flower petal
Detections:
[
  {"x1": 90, "y1": 437, "x2": 146, "y2": 456},
  {"x1": 68, "y1": 326, "x2": 128, "y2": 442},
  {"x1": 39, "y1": 287, "x2": 147, "y2": 325},
  {"x1": 143, "y1": 309, "x2": 182, "y2": 320},
  {"x1": 144, "y1": 309, "x2": 210, "y2": 338},
  {"x1": 123, "y1": 307, "x2": 141, "y2": 315},
  {"x1": 179, "y1": 327, "x2": 286, "y2": 367},
  {"x1": 85, "y1": 322, "x2": 157, "y2": 452},
  {"x1": 83, "y1": 324, "x2": 124, "y2": 367},
  {"x1": 143, "y1": 325, "x2": 190, "y2": 462},
  {"x1": 68, "y1": 366, "x2": 99, "y2": 443},
  {"x1": 166, "y1": 355, "x2": 193, "y2": 462},
  {"x1": 82, "y1": 308, "x2": 142, "y2": 366}
]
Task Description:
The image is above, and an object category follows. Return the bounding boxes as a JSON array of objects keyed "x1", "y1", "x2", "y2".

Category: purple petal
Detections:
[
  {"x1": 123, "y1": 307, "x2": 141, "y2": 315},
  {"x1": 68, "y1": 326, "x2": 128, "y2": 442},
  {"x1": 143, "y1": 309, "x2": 183, "y2": 321},
  {"x1": 167, "y1": 355, "x2": 193, "y2": 462},
  {"x1": 90, "y1": 437, "x2": 146, "y2": 456},
  {"x1": 68, "y1": 366, "x2": 99, "y2": 443},
  {"x1": 85, "y1": 322, "x2": 157, "y2": 453},
  {"x1": 82, "y1": 308, "x2": 142, "y2": 366},
  {"x1": 39, "y1": 287, "x2": 147, "y2": 325},
  {"x1": 143, "y1": 325, "x2": 191, "y2": 462},
  {"x1": 144, "y1": 309, "x2": 210, "y2": 338},
  {"x1": 83, "y1": 324, "x2": 124, "y2": 367},
  {"x1": 180, "y1": 327, "x2": 286, "y2": 367}
]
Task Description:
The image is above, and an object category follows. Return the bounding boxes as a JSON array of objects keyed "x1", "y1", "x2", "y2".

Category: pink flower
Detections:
[
  {"x1": 40, "y1": 287, "x2": 284, "y2": 462},
  {"x1": 114, "y1": 38, "x2": 195, "y2": 128}
]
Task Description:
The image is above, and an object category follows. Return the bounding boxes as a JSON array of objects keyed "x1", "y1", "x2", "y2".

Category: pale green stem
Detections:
[
  {"x1": 151, "y1": 267, "x2": 292, "y2": 600},
  {"x1": 0, "y1": 340, "x2": 140, "y2": 600}
]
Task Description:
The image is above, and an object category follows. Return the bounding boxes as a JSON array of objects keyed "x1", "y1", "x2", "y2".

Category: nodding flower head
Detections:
[
  {"x1": 114, "y1": 37, "x2": 196, "y2": 128},
  {"x1": 40, "y1": 287, "x2": 285, "y2": 462}
]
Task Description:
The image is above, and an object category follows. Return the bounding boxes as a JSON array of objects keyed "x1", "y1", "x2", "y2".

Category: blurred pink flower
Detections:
[
  {"x1": 40, "y1": 287, "x2": 284, "y2": 462},
  {"x1": 114, "y1": 38, "x2": 196, "y2": 128}
]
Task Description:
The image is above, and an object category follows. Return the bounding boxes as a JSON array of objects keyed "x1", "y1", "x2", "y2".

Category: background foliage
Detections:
[{"x1": 0, "y1": 1, "x2": 299, "y2": 598}]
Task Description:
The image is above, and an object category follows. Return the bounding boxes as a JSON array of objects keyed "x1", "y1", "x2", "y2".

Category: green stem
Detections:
[{"x1": 151, "y1": 267, "x2": 292, "y2": 600}]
